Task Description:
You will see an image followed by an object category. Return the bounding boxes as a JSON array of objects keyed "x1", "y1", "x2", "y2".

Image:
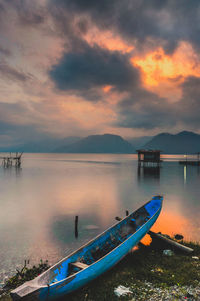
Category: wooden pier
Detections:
[{"x1": 0, "y1": 152, "x2": 23, "y2": 168}]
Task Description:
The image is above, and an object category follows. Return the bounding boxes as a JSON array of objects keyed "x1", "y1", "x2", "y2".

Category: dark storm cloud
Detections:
[
  {"x1": 115, "y1": 75, "x2": 200, "y2": 131},
  {"x1": 49, "y1": 43, "x2": 140, "y2": 98},
  {"x1": 0, "y1": 0, "x2": 199, "y2": 135},
  {"x1": 49, "y1": 0, "x2": 200, "y2": 53},
  {"x1": 47, "y1": 0, "x2": 200, "y2": 102},
  {"x1": 177, "y1": 76, "x2": 200, "y2": 127},
  {"x1": 115, "y1": 89, "x2": 176, "y2": 130},
  {"x1": 47, "y1": 2, "x2": 90, "y2": 48},
  {"x1": 0, "y1": 61, "x2": 32, "y2": 82},
  {"x1": 46, "y1": 0, "x2": 200, "y2": 130}
]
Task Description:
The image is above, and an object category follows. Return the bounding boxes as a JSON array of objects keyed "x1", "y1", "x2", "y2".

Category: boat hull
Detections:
[
  {"x1": 11, "y1": 196, "x2": 162, "y2": 300},
  {"x1": 43, "y1": 207, "x2": 161, "y2": 300}
]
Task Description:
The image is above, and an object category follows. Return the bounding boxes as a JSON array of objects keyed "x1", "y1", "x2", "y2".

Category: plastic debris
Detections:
[
  {"x1": 163, "y1": 249, "x2": 174, "y2": 256},
  {"x1": 114, "y1": 285, "x2": 132, "y2": 297},
  {"x1": 151, "y1": 267, "x2": 163, "y2": 274},
  {"x1": 192, "y1": 256, "x2": 199, "y2": 260}
]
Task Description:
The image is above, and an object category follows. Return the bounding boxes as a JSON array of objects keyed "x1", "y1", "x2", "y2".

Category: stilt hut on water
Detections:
[{"x1": 137, "y1": 150, "x2": 162, "y2": 167}]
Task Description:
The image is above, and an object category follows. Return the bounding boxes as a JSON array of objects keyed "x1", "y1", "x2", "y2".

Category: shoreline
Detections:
[{"x1": 1, "y1": 239, "x2": 200, "y2": 301}]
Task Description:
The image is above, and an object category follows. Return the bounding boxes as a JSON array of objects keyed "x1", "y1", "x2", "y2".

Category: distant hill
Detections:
[
  {"x1": 144, "y1": 131, "x2": 200, "y2": 154},
  {"x1": 127, "y1": 136, "x2": 153, "y2": 148},
  {"x1": 3, "y1": 131, "x2": 200, "y2": 154},
  {"x1": 0, "y1": 136, "x2": 81, "y2": 153},
  {"x1": 55, "y1": 134, "x2": 135, "y2": 153}
]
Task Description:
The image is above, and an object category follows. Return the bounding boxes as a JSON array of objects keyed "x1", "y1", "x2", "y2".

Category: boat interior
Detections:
[{"x1": 38, "y1": 204, "x2": 151, "y2": 286}]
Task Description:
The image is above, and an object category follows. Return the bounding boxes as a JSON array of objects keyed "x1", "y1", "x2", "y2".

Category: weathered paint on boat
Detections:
[{"x1": 11, "y1": 195, "x2": 163, "y2": 300}]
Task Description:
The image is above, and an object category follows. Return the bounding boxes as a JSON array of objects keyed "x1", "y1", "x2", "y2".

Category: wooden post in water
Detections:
[{"x1": 75, "y1": 215, "x2": 79, "y2": 239}]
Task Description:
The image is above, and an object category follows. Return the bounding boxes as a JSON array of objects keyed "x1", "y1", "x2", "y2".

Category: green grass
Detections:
[
  {"x1": 62, "y1": 242, "x2": 200, "y2": 300},
  {"x1": 1, "y1": 241, "x2": 200, "y2": 301}
]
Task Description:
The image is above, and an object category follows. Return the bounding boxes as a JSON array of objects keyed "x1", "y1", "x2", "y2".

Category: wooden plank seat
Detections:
[{"x1": 70, "y1": 262, "x2": 89, "y2": 270}]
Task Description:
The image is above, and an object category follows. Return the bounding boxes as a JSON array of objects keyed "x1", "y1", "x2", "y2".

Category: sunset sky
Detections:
[{"x1": 0, "y1": 0, "x2": 200, "y2": 147}]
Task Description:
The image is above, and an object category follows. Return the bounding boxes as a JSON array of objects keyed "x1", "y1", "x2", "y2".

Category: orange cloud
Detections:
[
  {"x1": 131, "y1": 42, "x2": 200, "y2": 100},
  {"x1": 83, "y1": 27, "x2": 134, "y2": 53},
  {"x1": 103, "y1": 85, "x2": 113, "y2": 93}
]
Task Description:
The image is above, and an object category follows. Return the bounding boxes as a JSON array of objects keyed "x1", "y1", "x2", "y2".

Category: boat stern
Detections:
[{"x1": 10, "y1": 281, "x2": 41, "y2": 300}]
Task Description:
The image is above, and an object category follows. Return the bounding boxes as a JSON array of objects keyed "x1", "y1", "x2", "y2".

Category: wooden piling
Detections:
[{"x1": 75, "y1": 215, "x2": 79, "y2": 239}]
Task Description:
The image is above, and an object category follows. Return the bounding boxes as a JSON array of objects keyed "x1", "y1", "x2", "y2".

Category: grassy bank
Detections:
[{"x1": 1, "y1": 240, "x2": 200, "y2": 301}]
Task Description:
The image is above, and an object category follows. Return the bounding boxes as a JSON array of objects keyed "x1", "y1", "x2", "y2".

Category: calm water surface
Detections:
[{"x1": 0, "y1": 153, "x2": 200, "y2": 283}]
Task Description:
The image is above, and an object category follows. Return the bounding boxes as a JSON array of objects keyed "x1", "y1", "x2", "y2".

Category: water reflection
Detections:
[
  {"x1": 3, "y1": 166, "x2": 22, "y2": 177},
  {"x1": 50, "y1": 213, "x2": 100, "y2": 246},
  {"x1": 184, "y1": 165, "x2": 187, "y2": 184},
  {"x1": 0, "y1": 153, "x2": 200, "y2": 283},
  {"x1": 137, "y1": 165, "x2": 160, "y2": 182}
]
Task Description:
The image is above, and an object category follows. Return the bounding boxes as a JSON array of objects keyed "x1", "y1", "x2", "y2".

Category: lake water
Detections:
[{"x1": 0, "y1": 153, "x2": 200, "y2": 283}]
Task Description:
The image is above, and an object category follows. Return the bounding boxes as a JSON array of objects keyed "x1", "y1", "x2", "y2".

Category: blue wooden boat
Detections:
[{"x1": 11, "y1": 195, "x2": 163, "y2": 300}]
